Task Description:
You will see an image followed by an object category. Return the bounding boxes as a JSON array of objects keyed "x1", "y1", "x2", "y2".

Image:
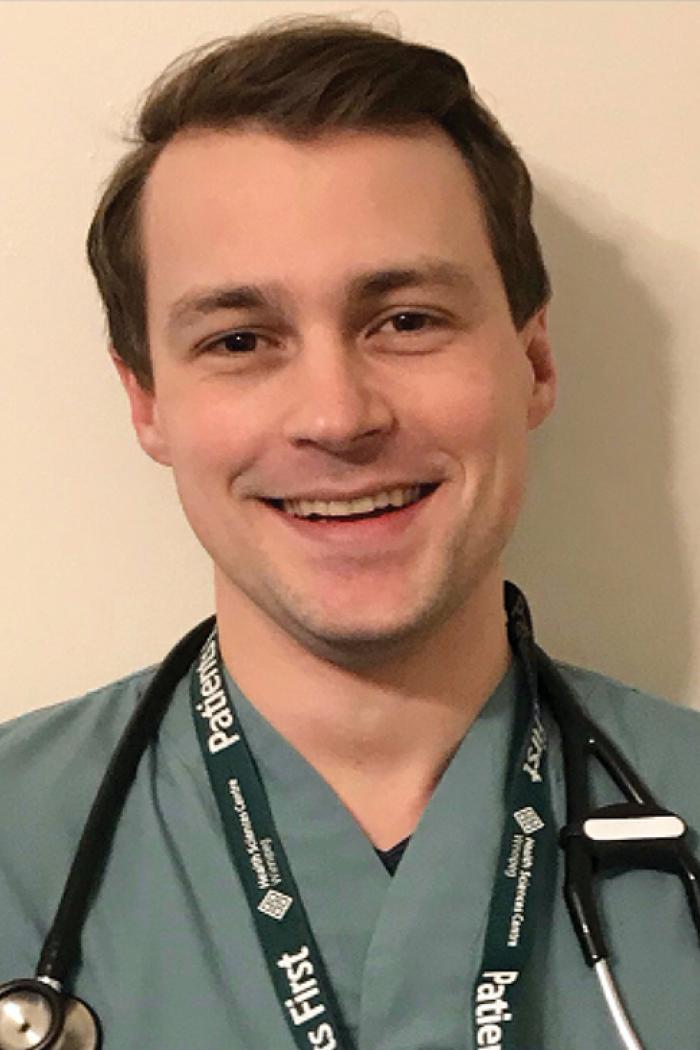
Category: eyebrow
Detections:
[{"x1": 166, "y1": 257, "x2": 479, "y2": 335}]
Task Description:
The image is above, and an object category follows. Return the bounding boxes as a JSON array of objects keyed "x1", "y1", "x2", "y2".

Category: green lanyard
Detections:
[
  {"x1": 189, "y1": 582, "x2": 557, "y2": 1050},
  {"x1": 470, "y1": 584, "x2": 558, "y2": 1049}
]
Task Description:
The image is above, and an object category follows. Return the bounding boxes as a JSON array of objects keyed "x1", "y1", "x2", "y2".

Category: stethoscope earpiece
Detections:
[{"x1": 0, "y1": 978, "x2": 100, "y2": 1050}]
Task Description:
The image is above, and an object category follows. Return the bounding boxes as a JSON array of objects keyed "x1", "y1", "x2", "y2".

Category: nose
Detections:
[{"x1": 281, "y1": 339, "x2": 396, "y2": 455}]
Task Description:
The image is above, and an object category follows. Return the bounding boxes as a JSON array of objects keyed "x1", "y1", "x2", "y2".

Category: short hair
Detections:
[{"x1": 86, "y1": 13, "x2": 551, "y2": 392}]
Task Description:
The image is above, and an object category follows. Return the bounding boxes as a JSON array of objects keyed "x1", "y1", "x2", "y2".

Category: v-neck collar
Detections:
[{"x1": 161, "y1": 643, "x2": 523, "y2": 1048}]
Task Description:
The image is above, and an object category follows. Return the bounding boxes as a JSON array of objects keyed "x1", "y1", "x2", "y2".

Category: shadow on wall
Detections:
[{"x1": 506, "y1": 177, "x2": 692, "y2": 705}]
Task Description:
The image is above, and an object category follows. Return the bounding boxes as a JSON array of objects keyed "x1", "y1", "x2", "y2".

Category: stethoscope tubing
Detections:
[
  {"x1": 36, "y1": 616, "x2": 216, "y2": 983},
  {"x1": 2, "y1": 615, "x2": 699, "y2": 1050},
  {"x1": 537, "y1": 645, "x2": 700, "y2": 961},
  {"x1": 0, "y1": 621, "x2": 215, "y2": 1050},
  {"x1": 594, "y1": 961, "x2": 643, "y2": 1050}
]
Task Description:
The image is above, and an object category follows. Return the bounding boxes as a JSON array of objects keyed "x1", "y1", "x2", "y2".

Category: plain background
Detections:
[{"x1": 2, "y1": 1, "x2": 699, "y2": 719}]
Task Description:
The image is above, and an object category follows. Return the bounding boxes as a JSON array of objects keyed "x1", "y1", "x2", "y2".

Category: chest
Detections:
[{"x1": 59, "y1": 764, "x2": 700, "y2": 1049}]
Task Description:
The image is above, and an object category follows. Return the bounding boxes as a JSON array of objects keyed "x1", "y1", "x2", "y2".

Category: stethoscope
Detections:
[{"x1": 1, "y1": 599, "x2": 700, "y2": 1050}]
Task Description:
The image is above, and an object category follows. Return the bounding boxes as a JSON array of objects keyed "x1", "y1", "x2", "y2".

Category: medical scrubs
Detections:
[{"x1": 2, "y1": 650, "x2": 700, "y2": 1048}]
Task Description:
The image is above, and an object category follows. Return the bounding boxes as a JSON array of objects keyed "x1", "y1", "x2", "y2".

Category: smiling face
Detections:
[{"x1": 116, "y1": 124, "x2": 555, "y2": 665}]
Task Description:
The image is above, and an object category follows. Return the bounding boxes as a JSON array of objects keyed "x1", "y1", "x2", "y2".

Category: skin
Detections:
[{"x1": 114, "y1": 124, "x2": 556, "y2": 846}]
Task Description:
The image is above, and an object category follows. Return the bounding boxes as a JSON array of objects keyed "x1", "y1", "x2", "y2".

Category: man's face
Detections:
[{"x1": 118, "y1": 125, "x2": 555, "y2": 662}]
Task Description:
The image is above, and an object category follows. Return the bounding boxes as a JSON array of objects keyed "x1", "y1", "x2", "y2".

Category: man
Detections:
[{"x1": 1, "y1": 14, "x2": 700, "y2": 1050}]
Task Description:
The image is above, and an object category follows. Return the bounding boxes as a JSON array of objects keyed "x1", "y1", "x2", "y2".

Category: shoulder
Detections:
[
  {"x1": 554, "y1": 659, "x2": 700, "y2": 744},
  {"x1": 0, "y1": 664, "x2": 159, "y2": 749},
  {"x1": 0, "y1": 666, "x2": 161, "y2": 974},
  {"x1": 553, "y1": 660, "x2": 700, "y2": 819},
  {"x1": 0, "y1": 666, "x2": 159, "y2": 831}
]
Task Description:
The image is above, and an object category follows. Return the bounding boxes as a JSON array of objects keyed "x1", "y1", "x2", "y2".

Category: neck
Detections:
[{"x1": 215, "y1": 569, "x2": 510, "y2": 849}]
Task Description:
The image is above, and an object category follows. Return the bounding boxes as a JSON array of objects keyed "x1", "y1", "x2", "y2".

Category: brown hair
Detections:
[{"x1": 86, "y1": 13, "x2": 550, "y2": 392}]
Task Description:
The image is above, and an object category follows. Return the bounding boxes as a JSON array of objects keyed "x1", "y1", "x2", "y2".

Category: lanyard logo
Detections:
[
  {"x1": 259, "y1": 889, "x2": 294, "y2": 921},
  {"x1": 513, "y1": 807, "x2": 545, "y2": 835}
]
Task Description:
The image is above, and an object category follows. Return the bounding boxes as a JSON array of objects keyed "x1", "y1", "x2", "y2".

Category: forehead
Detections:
[{"x1": 140, "y1": 125, "x2": 498, "y2": 324}]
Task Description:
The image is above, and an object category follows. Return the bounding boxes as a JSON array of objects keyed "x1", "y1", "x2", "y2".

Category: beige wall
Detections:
[{"x1": 2, "y1": 1, "x2": 699, "y2": 719}]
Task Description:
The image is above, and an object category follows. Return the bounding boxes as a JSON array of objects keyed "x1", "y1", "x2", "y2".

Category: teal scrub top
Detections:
[{"x1": 2, "y1": 648, "x2": 700, "y2": 1048}]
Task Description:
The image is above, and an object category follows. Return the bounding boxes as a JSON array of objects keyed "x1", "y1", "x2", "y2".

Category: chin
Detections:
[{"x1": 281, "y1": 590, "x2": 458, "y2": 667}]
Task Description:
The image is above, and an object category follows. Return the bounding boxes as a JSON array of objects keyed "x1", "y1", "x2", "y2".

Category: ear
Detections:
[
  {"x1": 520, "y1": 306, "x2": 556, "y2": 430},
  {"x1": 110, "y1": 352, "x2": 172, "y2": 466}
]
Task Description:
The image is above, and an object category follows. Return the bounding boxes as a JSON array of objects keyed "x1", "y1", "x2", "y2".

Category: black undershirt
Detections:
[{"x1": 374, "y1": 836, "x2": 410, "y2": 875}]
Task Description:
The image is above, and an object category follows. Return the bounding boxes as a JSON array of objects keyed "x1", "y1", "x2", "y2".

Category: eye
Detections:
[
  {"x1": 200, "y1": 310, "x2": 445, "y2": 356},
  {"x1": 205, "y1": 330, "x2": 264, "y2": 355},
  {"x1": 376, "y1": 311, "x2": 444, "y2": 336}
]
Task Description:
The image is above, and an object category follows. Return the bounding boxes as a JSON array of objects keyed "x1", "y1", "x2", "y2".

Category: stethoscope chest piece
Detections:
[{"x1": 0, "y1": 979, "x2": 100, "y2": 1050}]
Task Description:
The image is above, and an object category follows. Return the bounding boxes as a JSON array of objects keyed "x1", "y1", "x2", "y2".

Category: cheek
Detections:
[
  {"x1": 428, "y1": 362, "x2": 524, "y2": 455},
  {"x1": 428, "y1": 359, "x2": 531, "y2": 527},
  {"x1": 161, "y1": 389, "x2": 259, "y2": 495}
]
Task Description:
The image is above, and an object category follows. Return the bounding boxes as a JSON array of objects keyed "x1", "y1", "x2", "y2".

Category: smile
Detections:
[{"x1": 264, "y1": 483, "x2": 440, "y2": 522}]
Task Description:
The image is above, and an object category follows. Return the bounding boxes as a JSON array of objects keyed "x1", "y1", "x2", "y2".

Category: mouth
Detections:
[{"x1": 260, "y1": 482, "x2": 441, "y2": 522}]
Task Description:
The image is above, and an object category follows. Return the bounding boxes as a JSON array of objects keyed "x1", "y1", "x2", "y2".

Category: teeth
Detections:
[{"x1": 283, "y1": 485, "x2": 422, "y2": 519}]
